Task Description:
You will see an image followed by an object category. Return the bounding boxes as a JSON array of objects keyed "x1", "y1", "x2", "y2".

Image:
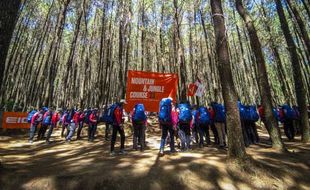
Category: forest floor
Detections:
[{"x1": 0, "y1": 119, "x2": 310, "y2": 190}]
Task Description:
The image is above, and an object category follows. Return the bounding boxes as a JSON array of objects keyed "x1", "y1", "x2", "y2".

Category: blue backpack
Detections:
[
  {"x1": 159, "y1": 98, "x2": 172, "y2": 124},
  {"x1": 282, "y1": 104, "x2": 297, "y2": 120},
  {"x1": 27, "y1": 110, "x2": 37, "y2": 123},
  {"x1": 198, "y1": 107, "x2": 210, "y2": 124},
  {"x1": 213, "y1": 103, "x2": 226, "y2": 123},
  {"x1": 272, "y1": 108, "x2": 280, "y2": 121},
  {"x1": 133, "y1": 104, "x2": 147, "y2": 123},
  {"x1": 84, "y1": 110, "x2": 92, "y2": 124},
  {"x1": 238, "y1": 102, "x2": 246, "y2": 120},
  {"x1": 248, "y1": 106, "x2": 259, "y2": 122},
  {"x1": 178, "y1": 103, "x2": 192, "y2": 124},
  {"x1": 43, "y1": 114, "x2": 52, "y2": 125},
  {"x1": 104, "y1": 104, "x2": 118, "y2": 124},
  {"x1": 66, "y1": 114, "x2": 72, "y2": 123}
]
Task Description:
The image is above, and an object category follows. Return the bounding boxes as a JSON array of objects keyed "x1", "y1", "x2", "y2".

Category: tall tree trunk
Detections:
[
  {"x1": 275, "y1": 0, "x2": 310, "y2": 143},
  {"x1": 174, "y1": 0, "x2": 187, "y2": 100},
  {"x1": 236, "y1": 0, "x2": 285, "y2": 150},
  {"x1": 211, "y1": 0, "x2": 247, "y2": 160},
  {"x1": 0, "y1": 0, "x2": 21, "y2": 98}
]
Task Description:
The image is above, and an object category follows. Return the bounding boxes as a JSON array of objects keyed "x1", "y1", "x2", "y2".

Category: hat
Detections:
[{"x1": 120, "y1": 99, "x2": 127, "y2": 104}]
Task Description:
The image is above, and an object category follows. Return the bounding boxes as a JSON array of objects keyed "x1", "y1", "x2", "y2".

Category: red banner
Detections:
[
  {"x1": 1, "y1": 112, "x2": 30, "y2": 129},
  {"x1": 187, "y1": 83, "x2": 198, "y2": 96},
  {"x1": 125, "y1": 70, "x2": 178, "y2": 112}
]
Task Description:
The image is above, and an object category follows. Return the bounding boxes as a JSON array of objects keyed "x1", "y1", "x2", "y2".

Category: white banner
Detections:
[{"x1": 195, "y1": 82, "x2": 205, "y2": 97}]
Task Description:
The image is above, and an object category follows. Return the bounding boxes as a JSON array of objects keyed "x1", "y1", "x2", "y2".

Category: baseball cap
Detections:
[{"x1": 120, "y1": 99, "x2": 128, "y2": 104}]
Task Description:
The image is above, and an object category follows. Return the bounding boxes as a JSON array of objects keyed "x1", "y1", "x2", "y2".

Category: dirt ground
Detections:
[{"x1": 0, "y1": 120, "x2": 310, "y2": 190}]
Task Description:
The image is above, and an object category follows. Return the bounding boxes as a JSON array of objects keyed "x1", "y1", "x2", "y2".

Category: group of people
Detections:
[
  {"x1": 28, "y1": 107, "x2": 100, "y2": 144},
  {"x1": 27, "y1": 100, "x2": 130, "y2": 155},
  {"x1": 27, "y1": 97, "x2": 307, "y2": 156}
]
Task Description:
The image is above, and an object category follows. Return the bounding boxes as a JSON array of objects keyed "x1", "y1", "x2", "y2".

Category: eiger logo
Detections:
[{"x1": 5, "y1": 117, "x2": 28, "y2": 124}]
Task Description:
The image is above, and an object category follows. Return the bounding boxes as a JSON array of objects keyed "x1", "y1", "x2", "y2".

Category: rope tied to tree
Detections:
[{"x1": 212, "y1": 13, "x2": 225, "y2": 18}]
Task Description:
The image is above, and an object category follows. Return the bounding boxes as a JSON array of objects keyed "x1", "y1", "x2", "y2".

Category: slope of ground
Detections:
[{"x1": 0, "y1": 120, "x2": 309, "y2": 190}]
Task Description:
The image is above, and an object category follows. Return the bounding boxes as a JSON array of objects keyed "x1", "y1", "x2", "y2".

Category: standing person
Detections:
[
  {"x1": 89, "y1": 108, "x2": 99, "y2": 142},
  {"x1": 61, "y1": 110, "x2": 69, "y2": 138},
  {"x1": 27, "y1": 107, "x2": 37, "y2": 123},
  {"x1": 198, "y1": 106, "x2": 211, "y2": 147},
  {"x1": 66, "y1": 108, "x2": 78, "y2": 142},
  {"x1": 208, "y1": 106, "x2": 219, "y2": 145},
  {"x1": 239, "y1": 102, "x2": 251, "y2": 147},
  {"x1": 46, "y1": 109, "x2": 61, "y2": 143},
  {"x1": 178, "y1": 101, "x2": 192, "y2": 151},
  {"x1": 84, "y1": 108, "x2": 92, "y2": 140},
  {"x1": 191, "y1": 105, "x2": 199, "y2": 144},
  {"x1": 158, "y1": 98, "x2": 176, "y2": 155},
  {"x1": 101, "y1": 105, "x2": 112, "y2": 141},
  {"x1": 171, "y1": 104, "x2": 180, "y2": 149},
  {"x1": 292, "y1": 105, "x2": 301, "y2": 135},
  {"x1": 28, "y1": 108, "x2": 44, "y2": 143},
  {"x1": 131, "y1": 103, "x2": 147, "y2": 151},
  {"x1": 76, "y1": 109, "x2": 85, "y2": 140},
  {"x1": 38, "y1": 108, "x2": 52, "y2": 140},
  {"x1": 211, "y1": 102, "x2": 227, "y2": 148},
  {"x1": 248, "y1": 105, "x2": 260, "y2": 144},
  {"x1": 281, "y1": 105, "x2": 296, "y2": 140},
  {"x1": 110, "y1": 100, "x2": 127, "y2": 156}
]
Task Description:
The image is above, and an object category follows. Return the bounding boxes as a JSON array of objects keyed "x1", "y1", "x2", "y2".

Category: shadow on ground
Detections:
[{"x1": 0, "y1": 123, "x2": 309, "y2": 190}]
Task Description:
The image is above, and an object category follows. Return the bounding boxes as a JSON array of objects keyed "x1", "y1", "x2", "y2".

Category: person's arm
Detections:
[{"x1": 89, "y1": 114, "x2": 95, "y2": 123}]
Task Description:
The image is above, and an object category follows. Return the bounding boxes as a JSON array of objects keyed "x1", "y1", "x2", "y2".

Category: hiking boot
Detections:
[
  {"x1": 119, "y1": 150, "x2": 127, "y2": 155},
  {"x1": 159, "y1": 150, "x2": 164, "y2": 156},
  {"x1": 29, "y1": 140, "x2": 33, "y2": 144}
]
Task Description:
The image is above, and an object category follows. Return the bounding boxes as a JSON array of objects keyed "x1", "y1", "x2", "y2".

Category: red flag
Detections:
[{"x1": 187, "y1": 83, "x2": 198, "y2": 96}]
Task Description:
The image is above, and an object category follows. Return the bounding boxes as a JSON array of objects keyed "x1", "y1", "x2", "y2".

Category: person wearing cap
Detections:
[
  {"x1": 29, "y1": 108, "x2": 44, "y2": 143},
  {"x1": 76, "y1": 109, "x2": 86, "y2": 140},
  {"x1": 110, "y1": 100, "x2": 127, "y2": 156},
  {"x1": 88, "y1": 108, "x2": 99, "y2": 142},
  {"x1": 46, "y1": 109, "x2": 62, "y2": 143}
]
